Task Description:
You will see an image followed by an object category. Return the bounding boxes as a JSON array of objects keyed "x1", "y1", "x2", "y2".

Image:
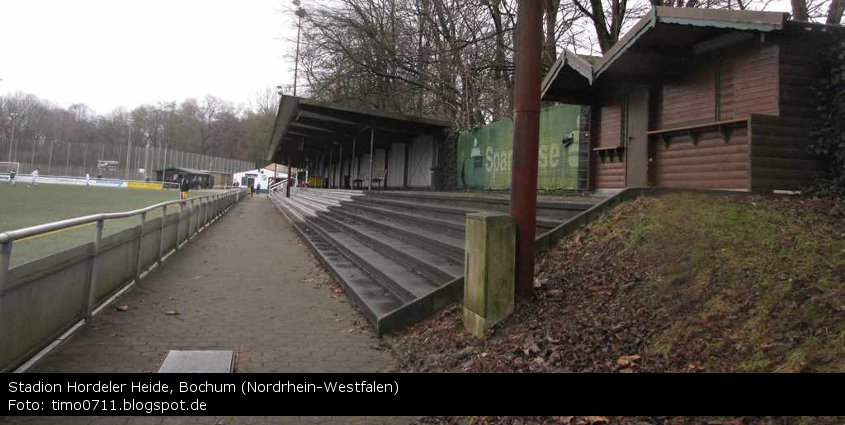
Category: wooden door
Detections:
[{"x1": 625, "y1": 89, "x2": 650, "y2": 187}]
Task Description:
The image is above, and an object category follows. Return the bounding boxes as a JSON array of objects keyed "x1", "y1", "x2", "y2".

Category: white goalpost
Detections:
[{"x1": 0, "y1": 162, "x2": 20, "y2": 183}]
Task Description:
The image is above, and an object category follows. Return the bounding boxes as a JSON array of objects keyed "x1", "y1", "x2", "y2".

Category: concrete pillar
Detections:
[{"x1": 463, "y1": 212, "x2": 516, "y2": 338}]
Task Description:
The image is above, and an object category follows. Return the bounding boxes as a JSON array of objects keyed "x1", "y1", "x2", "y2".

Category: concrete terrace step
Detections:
[
  {"x1": 368, "y1": 191, "x2": 598, "y2": 220},
  {"x1": 269, "y1": 188, "x2": 605, "y2": 334},
  {"x1": 312, "y1": 189, "x2": 566, "y2": 230},
  {"x1": 293, "y1": 193, "x2": 462, "y2": 279},
  {"x1": 331, "y1": 199, "x2": 465, "y2": 237},
  {"x1": 354, "y1": 195, "x2": 566, "y2": 230},
  {"x1": 276, "y1": 195, "x2": 441, "y2": 302},
  {"x1": 295, "y1": 191, "x2": 466, "y2": 241},
  {"x1": 268, "y1": 195, "x2": 404, "y2": 324},
  {"x1": 327, "y1": 207, "x2": 465, "y2": 262},
  {"x1": 320, "y1": 212, "x2": 462, "y2": 282},
  {"x1": 370, "y1": 189, "x2": 602, "y2": 207},
  {"x1": 292, "y1": 192, "x2": 465, "y2": 262}
]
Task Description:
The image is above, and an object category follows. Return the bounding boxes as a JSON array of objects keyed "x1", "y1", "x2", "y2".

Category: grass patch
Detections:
[
  {"x1": 398, "y1": 192, "x2": 844, "y2": 373},
  {"x1": 0, "y1": 184, "x2": 220, "y2": 266},
  {"x1": 591, "y1": 193, "x2": 844, "y2": 372}
]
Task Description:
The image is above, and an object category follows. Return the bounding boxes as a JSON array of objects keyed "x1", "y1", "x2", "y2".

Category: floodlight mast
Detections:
[
  {"x1": 293, "y1": 1, "x2": 307, "y2": 97},
  {"x1": 7, "y1": 113, "x2": 18, "y2": 162}
]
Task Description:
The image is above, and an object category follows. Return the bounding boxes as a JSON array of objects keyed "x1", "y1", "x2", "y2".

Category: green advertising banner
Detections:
[{"x1": 457, "y1": 104, "x2": 581, "y2": 190}]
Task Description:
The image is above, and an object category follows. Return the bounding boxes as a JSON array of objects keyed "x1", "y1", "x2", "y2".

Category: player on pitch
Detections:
[
  {"x1": 29, "y1": 168, "x2": 39, "y2": 187},
  {"x1": 180, "y1": 176, "x2": 189, "y2": 201}
]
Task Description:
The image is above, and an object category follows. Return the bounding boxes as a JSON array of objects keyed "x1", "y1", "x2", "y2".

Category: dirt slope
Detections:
[{"x1": 396, "y1": 193, "x2": 844, "y2": 374}]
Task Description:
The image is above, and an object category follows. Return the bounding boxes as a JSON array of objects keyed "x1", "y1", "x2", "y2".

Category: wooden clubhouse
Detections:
[{"x1": 542, "y1": 6, "x2": 843, "y2": 192}]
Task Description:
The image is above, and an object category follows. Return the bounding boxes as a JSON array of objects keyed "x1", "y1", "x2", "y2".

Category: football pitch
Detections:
[{"x1": 0, "y1": 184, "x2": 220, "y2": 267}]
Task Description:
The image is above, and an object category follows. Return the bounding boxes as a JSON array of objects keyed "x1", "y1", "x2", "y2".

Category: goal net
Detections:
[{"x1": 0, "y1": 162, "x2": 20, "y2": 178}]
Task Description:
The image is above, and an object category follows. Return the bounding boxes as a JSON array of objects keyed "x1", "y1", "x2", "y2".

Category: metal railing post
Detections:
[
  {"x1": 85, "y1": 219, "x2": 104, "y2": 322},
  {"x1": 158, "y1": 205, "x2": 167, "y2": 260},
  {"x1": 135, "y1": 212, "x2": 146, "y2": 281},
  {"x1": 0, "y1": 240, "x2": 12, "y2": 294},
  {"x1": 175, "y1": 201, "x2": 183, "y2": 250},
  {"x1": 188, "y1": 199, "x2": 195, "y2": 238}
]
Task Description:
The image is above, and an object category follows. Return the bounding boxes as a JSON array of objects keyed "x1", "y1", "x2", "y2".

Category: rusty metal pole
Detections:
[{"x1": 510, "y1": 0, "x2": 543, "y2": 297}]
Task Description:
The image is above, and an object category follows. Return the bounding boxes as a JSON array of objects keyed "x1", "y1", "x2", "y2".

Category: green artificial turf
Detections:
[{"x1": 0, "y1": 184, "x2": 218, "y2": 266}]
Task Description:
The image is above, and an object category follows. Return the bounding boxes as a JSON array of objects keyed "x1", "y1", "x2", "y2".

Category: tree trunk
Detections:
[
  {"x1": 486, "y1": 0, "x2": 509, "y2": 120},
  {"x1": 791, "y1": 0, "x2": 809, "y2": 21},
  {"x1": 543, "y1": 0, "x2": 561, "y2": 71},
  {"x1": 828, "y1": 0, "x2": 844, "y2": 24}
]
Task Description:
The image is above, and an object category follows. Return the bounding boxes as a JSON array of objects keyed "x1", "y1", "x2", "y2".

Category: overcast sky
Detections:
[
  {"x1": 0, "y1": 0, "x2": 298, "y2": 114},
  {"x1": 1, "y1": 1, "x2": 798, "y2": 116}
]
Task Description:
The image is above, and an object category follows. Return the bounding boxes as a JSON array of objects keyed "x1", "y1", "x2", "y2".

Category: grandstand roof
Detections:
[{"x1": 266, "y1": 96, "x2": 451, "y2": 168}]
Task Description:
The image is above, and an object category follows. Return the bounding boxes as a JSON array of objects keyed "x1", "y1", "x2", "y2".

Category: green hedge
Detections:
[{"x1": 809, "y1": 34, "x2": 845, "y2": 196}]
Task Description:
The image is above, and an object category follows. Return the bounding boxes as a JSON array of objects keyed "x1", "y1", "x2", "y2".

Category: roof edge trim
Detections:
[{"x1": 540, "y1": 50, "x2": 595, "y2": 100}]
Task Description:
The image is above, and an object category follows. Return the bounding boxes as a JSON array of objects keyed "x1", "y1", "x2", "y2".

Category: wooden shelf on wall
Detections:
[
  {"x1": 647, "y1": 117, "x2": 750, "y2": 147},
  {"x1": 593, "y1": 145, "x2": 625, "y2": 162}
]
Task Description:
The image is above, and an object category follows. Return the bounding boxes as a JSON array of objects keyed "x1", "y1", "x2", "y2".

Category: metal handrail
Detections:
[
  {"x1": 0, "y1": 185, "x2": 245, "y2": 372},
  {"x1": 269, "y1": 178, "x2": 289, "y2": 192},
  {"x1": 0, "y1": 188, "x2": 242, "y2": 244},
  {"x1": 0, "y1": 188, "x2": 245, "y2": 302}
]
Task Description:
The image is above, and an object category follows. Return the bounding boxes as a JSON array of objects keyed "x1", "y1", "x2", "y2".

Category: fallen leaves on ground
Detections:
[{"x1": 396, "y1": 194, "x2": 844, "y2": 375}]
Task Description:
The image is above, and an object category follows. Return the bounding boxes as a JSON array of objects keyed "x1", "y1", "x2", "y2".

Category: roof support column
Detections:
[
  {"x1": 368, "y1": 128, "x2": 374, "y2": 191},
  {"x1": 338, "y1": 143, "x2": 343, "y2": 189},
  {"x1": 510, "y1": 0, "x2": 543, "y2": 297},
  {"x1": 328, "y1": 149, "x2": 333, "y2": 188},
  {"x1": 286, "y1": 156, "x2": 291, "y2": 198},
  {"x1": 403, "y1": 141, "x2": 410, "y2": 189},
  {"x1": 350, "y1": 137, "x2": 356, "y2": 189}
]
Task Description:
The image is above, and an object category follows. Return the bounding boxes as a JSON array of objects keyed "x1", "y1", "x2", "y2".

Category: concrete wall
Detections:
[{"x1": 0, "y1": 191, "x2": 244, "y2": 372}]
